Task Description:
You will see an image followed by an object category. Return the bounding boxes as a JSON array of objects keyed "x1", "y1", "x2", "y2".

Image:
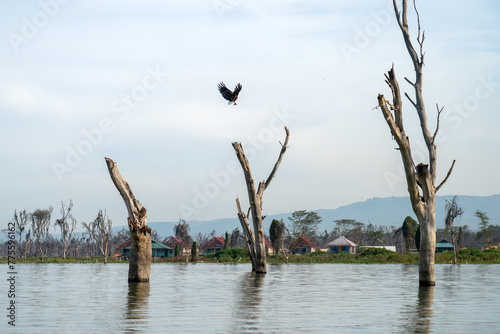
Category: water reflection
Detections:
[
  {"x1": 5, "y1": 264, "x2": 500, "y2": 333},
  {"x1": 232, "y1": 272, "x2": 266, "y2": 333},
  {"x1": 401, "y1": 286, "x2": 435, "y2": 333},
  {"x1": 124, "y1": 282, "x2": 151, "y2": 333},
  {"x1": 415, "y1": 286, "x2": 435, "y2": 333}
]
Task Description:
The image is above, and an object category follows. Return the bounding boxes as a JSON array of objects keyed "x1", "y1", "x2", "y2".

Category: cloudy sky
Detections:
[{"x1": 1, "y1": 0, "x2": 499, "y2": 232}]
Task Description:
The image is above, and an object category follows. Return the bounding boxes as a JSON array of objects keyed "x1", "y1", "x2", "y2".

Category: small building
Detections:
[
  {"x1": 164, "y1": 236, "x2": 191, "y2": 256},
  {"x1": 201, "y1": 236, "x2": 226, "y2": 254},
  {"x1": 327, "y1": 236, "x2": 357, "y2": 254},
  {"x1": 119, "y1": 239, "x2": 173, "y2": 258},
  {"x1": 364, "y1": 245, "x2": 397, "y2": 252},
  {"x1": 289, "y1": 236, "x2": 320, "y2": 254},
  {"x1": 264, "y1": 238, "x2": 274, "y2": 255},
  {"x1": 436, "y1": 239, "x2": 454, "y2": 253},
  {"x1": 116, "y1": 239, "x2": 132, "y2": 255}
]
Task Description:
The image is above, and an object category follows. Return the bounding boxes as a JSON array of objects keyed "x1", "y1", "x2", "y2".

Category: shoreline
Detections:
[{"x1": 2, "y1": 248, "x2": 499, "y2": 265}]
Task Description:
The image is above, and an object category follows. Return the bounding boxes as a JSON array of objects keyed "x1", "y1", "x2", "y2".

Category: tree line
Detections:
[
  {"x1": 2, "y1": 201, "x2": 125, "y2": 261},
  {"x1": 4, "y1": 200, "x2": 497, "y2": 261}
]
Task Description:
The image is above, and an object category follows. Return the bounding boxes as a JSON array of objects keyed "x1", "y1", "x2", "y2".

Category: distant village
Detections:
[{"x1": 3, "y1": 207, "x2": 498, "y2": 260}]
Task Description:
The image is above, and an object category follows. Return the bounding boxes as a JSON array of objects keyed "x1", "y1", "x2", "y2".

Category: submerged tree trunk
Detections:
[
  {"x1": 232, "y1": 126, "x2": 290, "y2": 274},
  {"x1": 105, "y1": 157, "x2": 151, "y2": 282},
  {"x1": 418, "y1": 206, "x2": 436, "y2": 286},
  {"x1": 128, "y1": 221, "x2": 151, "y2": 281},
  {"x1": 376, "y1": 1, "x2": 456, "y2": 286}
]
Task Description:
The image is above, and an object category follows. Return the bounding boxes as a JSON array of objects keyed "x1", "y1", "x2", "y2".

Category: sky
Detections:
[{"x1": 1, "y1": 0, "x2": 499, "y2": 233}]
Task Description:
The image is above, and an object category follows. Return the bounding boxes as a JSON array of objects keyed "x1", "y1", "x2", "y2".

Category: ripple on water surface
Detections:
[{"x1": 1, "y1": 263, "x2": 499, "y2": 333}]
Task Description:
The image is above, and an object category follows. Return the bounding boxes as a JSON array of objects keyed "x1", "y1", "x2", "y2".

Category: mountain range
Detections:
[{"x1": 118, "y1": 195, "x2": 500, "y2": 239}]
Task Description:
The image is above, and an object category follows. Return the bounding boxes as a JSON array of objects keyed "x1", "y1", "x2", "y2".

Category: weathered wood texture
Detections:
[
  {"x1": 105, "y1": 157, "x2": 151, "y2": 282},
  {"x1": 232, "y1": 126, "x2": 290, "y2": 273},
  {"x1": 377, "y1": 0, "x2": 455, "y2": 286}
]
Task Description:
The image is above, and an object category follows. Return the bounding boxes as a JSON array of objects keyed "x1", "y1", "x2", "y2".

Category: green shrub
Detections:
[
  {"x1": 359, "y1": 247, "x2": 395, "y2": 257},
  {"x1": 387, "y1": 252, "x2": 402, "y2": 262},
  {"x1": 210, "y1": 248, "x2": 249, "y2": 260},
  {"x1": 458, "y1": 248, "x2": 481, "y2": 256},
  {"x1": 311, "y1": 250, "x2": 326, "y2": 256}
]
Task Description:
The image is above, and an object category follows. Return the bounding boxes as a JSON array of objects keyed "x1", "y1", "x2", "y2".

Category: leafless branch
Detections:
[
  {"x1": 435, "y1": 160, "x2": 456, "y2": 192},
  {"x1": 404, "y1": 92, "x2": 417, "y2": 108},
  {"x1": 386, "y1": 101, "x2": 396, "y2": 112},
  {"x1": 404, "y1": 77, "x2": 416, "y2": 88},
  {"x1": 263, "y1": 126, "x2": 290, "y2": 191},
  {"x1": 413, "y1": 0, "x2": 425, "y2": 64},
  {"x1": 433, "y1": 103, "x2": 444, "y2": 141}
]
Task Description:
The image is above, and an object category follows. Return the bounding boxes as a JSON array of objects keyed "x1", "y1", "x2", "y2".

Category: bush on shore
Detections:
[{"x1": 2, "y1": 248, "x2": 498, "y2": 264}]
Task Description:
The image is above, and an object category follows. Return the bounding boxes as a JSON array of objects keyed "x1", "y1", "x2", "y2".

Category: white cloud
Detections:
[{"x1": 1, "y1": 0, "x2": 499, "y2": 230}]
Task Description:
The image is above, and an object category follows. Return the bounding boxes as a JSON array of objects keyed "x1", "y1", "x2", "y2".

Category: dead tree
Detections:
[
  {"x1": 81, "y1": 220, "x2": 97, "y2": 259},
  {"x1": 82, "y1": 210, "x2": 113, "y2": 264},
  {"x1": 54, "y1": 200, "x2": 76, "y2": 259},
  {"x1": 232, "y1": 126, "x2": 290, "y2": 273},
  {"x1": 12, "y1": 210, "x2": 29, "y2": 258},
  {"x1": 444, "y1": 196, "x2": 464, "y2": 265},
  {"x1": 377, "y1": 0, "x2": 455, "y2": 286},
  {"x1": 94, "y1": 210, "x2": 112, "y2": 264},
  {"x1": 23, "y1": 230, "x2": 34, "y2": 259},
  {"x1": 31, "y1": 207, "x2": 52, "y2": 259},
  {"x1": 105, "y1": 157, "x2": 151, "y2": 282}
]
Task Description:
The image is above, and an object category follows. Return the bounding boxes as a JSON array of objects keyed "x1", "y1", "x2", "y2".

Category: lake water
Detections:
[{"x1": 1, "y1": 263, "x2": 499, "y2": 333}]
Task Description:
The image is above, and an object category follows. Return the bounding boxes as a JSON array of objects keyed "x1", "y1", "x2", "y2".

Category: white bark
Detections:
[
  {"x1": 232, "y1": 126, "x2": 290, "y2": 273},
  {"x1": 105, "y1": 157, "x2": 151, "y2": 282},
  {"x1": 377, "y1": 0, "x2": 456, "y2": 286}
]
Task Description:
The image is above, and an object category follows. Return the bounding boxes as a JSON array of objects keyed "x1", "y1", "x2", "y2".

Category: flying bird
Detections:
[{"x1": 218, "y1": 82, "x2": 242, "y2": 105}]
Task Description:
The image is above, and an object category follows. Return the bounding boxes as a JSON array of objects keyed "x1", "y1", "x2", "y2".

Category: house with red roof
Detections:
[
  {"x1": 264, "y1": 238, "x2": 274, "y2": 255},
  {"x1": 163, "y1": 236, "x2": 191, "y2": 256},
  {"x1": 289, "y1": 236, "x2": 320, "y2": 254},
  {"x1": 201, "y1": 236, "x2": 226, "y2": 254},
  {"x1": 327, "y1": 236, "x2": 357, "y2": 254}
]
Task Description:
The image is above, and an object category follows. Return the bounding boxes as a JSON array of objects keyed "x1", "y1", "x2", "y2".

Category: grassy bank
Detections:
[
  {"x1": 2, "y1": 248, "x2": 499, "y2": 264},
  {"x1": 0, "y1": 256, "x2": 125, "y2": 264}
]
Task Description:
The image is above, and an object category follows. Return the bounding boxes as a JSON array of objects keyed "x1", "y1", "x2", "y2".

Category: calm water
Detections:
[{"x1": 1, "y1": 263, "x2": 499, "y2": 333}]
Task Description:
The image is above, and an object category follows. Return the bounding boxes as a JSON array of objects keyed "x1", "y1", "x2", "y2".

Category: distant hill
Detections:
[{"x1": 116, "y1": 195, "x2": 500, "y2": 239}]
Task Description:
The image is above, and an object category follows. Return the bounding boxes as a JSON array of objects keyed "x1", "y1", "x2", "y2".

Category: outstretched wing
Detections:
[
  {"x1": 218, "y1": 82, "x2": 234, "y2": 101},
  {"x1": 232, "y1": 83, "x2": 242, "y2": 101}
]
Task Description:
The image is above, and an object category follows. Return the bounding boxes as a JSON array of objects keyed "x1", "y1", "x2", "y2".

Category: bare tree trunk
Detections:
[
  {"x1": 13, "y1": 210, "x2": 29, "y2": 259},
  {"x1": 450, "y1": 229, "x2": 457, "y2": 265},
  {"x1": 419, "y1": 206, "x2": 436, "y2": 285},
  {"x1": 55, "y1": 200, "x2": 76, "y2": 260},
  {"x1": 236, "y1": 197, "x2": 258, "y2": 271},
  {"x1": 104, "y1": 237, "x2": 109, "y2": 264},
  {"x1": 105, "y1": 157, "x2": 151, "y2": 282},
  {"x1": 376, "y1": 0, "x2": 456, "y2": 286},
  {"x1": 31, "y1": 208, "x2": 52, "y2": 260},
  {"x1": 23, "y1": 230, "x2": 34, "y2": 260},
  {"x1": 445, "y1": 196, "x2": 463, "y2": 265},
  {"x1": 232, "y1": 126, "x2": 289, "y2": 274}
]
